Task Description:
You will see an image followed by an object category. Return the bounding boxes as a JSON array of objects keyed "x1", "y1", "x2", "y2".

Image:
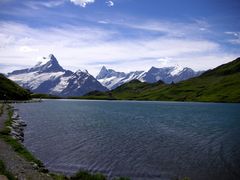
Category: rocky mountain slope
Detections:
[
  {"x1": 7, "y1": 54, "x2": 107, "y2": 96},
  {"x1": 96, "y1": 66, "x2": 145, "y2": 90},
  {"x1": 96, "y1": 65, "x2": 203, "y2": 90}
]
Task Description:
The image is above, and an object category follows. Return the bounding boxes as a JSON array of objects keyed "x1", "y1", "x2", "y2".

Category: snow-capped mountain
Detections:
[
  {"x1": 142, "y1": 66, "x2": 203, "y2": 84},
  {"x1": 96, "y1": 66, "x2": 145, "y2": 90},
  {"x1": 8, "y1": 54, "x2": 107, "y2": 96},
  {"x1": 96, "y1": 66, "x2": 203, "y2": 90}
]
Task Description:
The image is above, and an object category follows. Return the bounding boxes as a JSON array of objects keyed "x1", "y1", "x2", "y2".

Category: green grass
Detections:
[
  {"x1": 0, "y1": 105, "x2": 44, "y2": 169},
  {"x1": 80, "y1": 58, "x2": 240, "y2": 103},
  {"x1": 31, "y1": 93, "x2": 62, "y2": 99},
  {"x1": 70, "y1": 171, "x2": 106, "y2": 180},
  {"x1": 50, "y1": 173, "x2": 69, "y2": 180},
  {"x1": 0, "y1": 160, "x2": 16, "y2": 180},
  {"x1": 69, "y1": 170, "x2": 131, "y2": 180}
]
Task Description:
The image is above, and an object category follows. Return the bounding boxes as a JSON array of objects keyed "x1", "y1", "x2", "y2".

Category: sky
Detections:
[{"x1": 0, "y1": 0, "x2": 240, "y2": 76}]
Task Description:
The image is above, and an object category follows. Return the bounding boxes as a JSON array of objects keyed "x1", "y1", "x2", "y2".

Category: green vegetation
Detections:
[
  {"x1": 0, "y1": 105, "x2": 44, "y2": 169},
  {"x1": 0, "y1": 74, "x2": 31, "y2": 100},
  {"x1": 31, "y1": 93, "x2": 61, "y2": 99},
  {"x1": 50, "y1": 173, "x2": 69, "y2": 180},
  {"x1": 50, "y1": 170, "x2": 130, "y2": 180},
  {"x1": 0, "y1": 104, "x2": 3, "y2": 116},
  {"x1": 81, "y1": 58, "x2": 240, "y2": 103},
  {"x1": 0, "y1": 160, "x2": 16, "y2": 180},
  {"x1": 181, "y1": 178, "x2": 191, "y2": 180},
  {"x1": 71, "y1": 171, "x2": 106, "y2": 180},
  {"x1": 70, "y1": 90, "x2": 117, "y2": 100},
  {"x1": 113, "y1": 177, "x2": 130, "y2": 180}
]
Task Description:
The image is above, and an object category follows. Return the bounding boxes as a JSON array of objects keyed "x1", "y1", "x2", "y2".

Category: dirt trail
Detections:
[{"x1": 0, "y1": 104, "x2": 53, "y2": 180}]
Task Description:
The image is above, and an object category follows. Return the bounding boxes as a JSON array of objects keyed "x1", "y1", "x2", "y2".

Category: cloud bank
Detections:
[
  {"x1": 0, "y1": 21, "x2": 237, "y2": 75},
  {"x1": 69, "y1": 0, "x2": 95, "y2": 7}
]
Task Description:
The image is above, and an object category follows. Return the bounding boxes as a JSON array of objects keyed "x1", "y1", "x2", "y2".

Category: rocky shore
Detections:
[
  {"x1": 8, "y1": 109, "x2": 26, "y2": 142},
  {"x1": 0, "y1": 104, "x2": 54, "y2": 180}
]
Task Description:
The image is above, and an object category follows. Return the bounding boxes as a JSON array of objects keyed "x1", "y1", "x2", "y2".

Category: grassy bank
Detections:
[
  {"x1": 0, "y1": 105, "x2": 44, "y2": 168},
  {"x1": 31, "y1": 93, "x2": 62, "y2": 99},
  {"x1": 70, "y1": 171, "x2": 130, "y2": 180}
]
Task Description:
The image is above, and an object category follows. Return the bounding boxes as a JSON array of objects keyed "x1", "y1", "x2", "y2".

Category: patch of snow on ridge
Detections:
[
  {"x1": 9, "y1": 72, "x2": 36, "y2": 87},
  {"x1": 51, "y1": 76, "x2": 71, "y2": 93},
  {"x1": 98, "y1": 76, "x2": 122, "y2": 89},
  {"x1": 170, "y1": 65, "x2": 184, "y2": 76},
  {"x1": 9, "y1": 72, "x2": 65, "y2": 90}
]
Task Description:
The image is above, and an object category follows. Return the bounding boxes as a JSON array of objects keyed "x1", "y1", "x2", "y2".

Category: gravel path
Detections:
[{"x1": 0, "y1": 104, "x2": 54, "y2": 180}]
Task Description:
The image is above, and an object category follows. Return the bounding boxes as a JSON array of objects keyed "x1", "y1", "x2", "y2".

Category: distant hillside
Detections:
[
  {"x1": 0, "y1": 74, "x2": 31, "y2": 100},
  {"x1": 82, "y1": 58, "x2": 240, "y2": 103}
]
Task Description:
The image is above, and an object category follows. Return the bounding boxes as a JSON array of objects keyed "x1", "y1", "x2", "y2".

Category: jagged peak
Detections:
[
  {"x1": 31, "y1": 54, "x2": 64, "y2": 73},
  {"x1": 74, "y1": 69, "x2": 90, "y2": 76},
  {"x1": 96, "y1": 66, "x2": 110, "y2": 79},
  {"x1": 149, "y1": 66, "x2": 157, "y2": 70},
  {"x1": 49, "y1": 54, "x2": 55, "y2": 58},
  {"x1": 148, "y1": 66, "x2": 172, "y2": 73},
  {"x1": 101, "y1": 66, "x2": 107, "y2": 71},
  {"x1": 48, "y1": 54, "x2": 58, "y2": 62}
]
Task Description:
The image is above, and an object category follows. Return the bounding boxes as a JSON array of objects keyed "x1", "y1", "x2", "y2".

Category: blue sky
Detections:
[{"x1": 0, "y1": 0, "x2": 240, "y2": 75}]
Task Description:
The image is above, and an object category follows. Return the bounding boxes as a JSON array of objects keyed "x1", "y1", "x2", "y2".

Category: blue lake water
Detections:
[{"x1": 15, "y1": 100, "x2": 240, "y2": 180}]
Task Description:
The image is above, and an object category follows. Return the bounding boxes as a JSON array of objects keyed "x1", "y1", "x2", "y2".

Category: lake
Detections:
[{"x1": 15, "y1": 100, "x2": 240, "y2": 180}]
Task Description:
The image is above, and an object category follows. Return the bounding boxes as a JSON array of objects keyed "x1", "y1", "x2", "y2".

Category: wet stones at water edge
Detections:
[{"x1": 8, "y1": 109, "x2": 26, "y2": 142}]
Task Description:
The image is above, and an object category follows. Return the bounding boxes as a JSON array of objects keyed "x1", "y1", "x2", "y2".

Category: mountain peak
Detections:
[
  {"x1": 74, "y1": 69, "x2": 89, "y2": 76},
  {"x1": 100, "y1": 66, "x2": 108, "y2": 73},
  {"x1": 101, "y1": 66, "x2": 107, "y2": 71},
  {"x1": 96, "y1": 66, "x2": 109, "y2": 79},
  {"x1": 49, "y1": 54, "x2": 57, "y2": 62},
  {"x1": 37, "y1": 54, "x2": 64, "y2": 73}
]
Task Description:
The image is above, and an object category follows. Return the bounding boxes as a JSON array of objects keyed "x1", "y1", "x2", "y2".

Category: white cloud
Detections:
[
  {"x1": 157, "y1": 57, "x2": 171, "y2": 66},
  {"x1": 24, "y1": 0, "x2": 65, "y2": 9},
  {"x1": 0, "y1": 21, "x2": 238, "y2": 76},
  {"x1": 19, "y1": 46, "x2": 39, "y2": 53},
  {"x1": 225, "y1": 31, "x2": 240, "y2": 44},
  {"x1": 106, "y1": 0, "x2": 114, "y2": 7},
  {"x1": 110, "y1": 18, "x2": 211, "y2": 38},
  {"x1": 69, "y1": 0, "x2": 95, "y2": 7},
  {"x1": 97, "y1": 20, "x2": 109, "y2": 24}
]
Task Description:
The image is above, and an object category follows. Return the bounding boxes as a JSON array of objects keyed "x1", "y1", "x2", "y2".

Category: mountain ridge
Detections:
[
  {"x1": 7, "y1": 54, "x2": 107, "y2": 96},
  {"x1": 83, "y1": 57, "x2": 240, "y2": 103},
  {"x1": 96, "y1": 65, "x2": 203, "y2": 90}
]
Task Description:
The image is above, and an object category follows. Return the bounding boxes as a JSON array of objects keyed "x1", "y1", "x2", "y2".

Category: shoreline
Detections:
[
  {"x1": 0, "y1": 103, "x2": 131, "y2": 180},
  {"x1": 0, "y1": 103, "x2": 64, "y2": 179}
]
